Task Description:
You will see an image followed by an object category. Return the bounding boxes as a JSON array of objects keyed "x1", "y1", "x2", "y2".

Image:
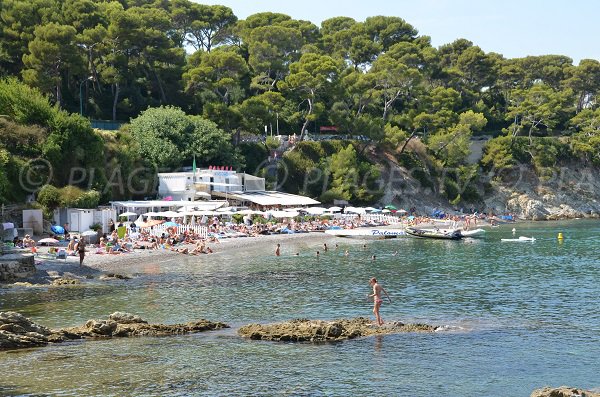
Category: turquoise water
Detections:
[{"x1": 1, "y1": 220, "x2": 600, "y2": 396}]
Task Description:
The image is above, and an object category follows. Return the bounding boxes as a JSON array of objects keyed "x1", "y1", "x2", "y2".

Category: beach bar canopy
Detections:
[
  {"x1": 111, "y1": 200, "x2": 228, "y2": 215},
  {"x1": 226, "y1": 191, "x2": 320, "y2": 207}
]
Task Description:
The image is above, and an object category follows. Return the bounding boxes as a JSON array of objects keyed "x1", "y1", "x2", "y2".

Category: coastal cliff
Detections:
[{"x1": 374, "y1": 146, "x2": 600, "y2": 220}]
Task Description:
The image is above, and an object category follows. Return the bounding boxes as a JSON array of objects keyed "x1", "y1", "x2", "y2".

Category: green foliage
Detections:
[
  {"x1": 265, "y1": 136, "x2": 280, "y2": 150},
  {"x1": 0, "y1": 78, "x2": 55, "y2": 126},
  {"x1": 280, "y1": 141, "x2": 381, "y2": 204},
  {"x1": 37, "y1": 184, "x2": 61, "y2": 210},
  {"x1": 128, "y1": 105, "x2": 237, "y2": 170},
  {"x1": 2, "y1": 2, "x2": 600, "y2": 208}
]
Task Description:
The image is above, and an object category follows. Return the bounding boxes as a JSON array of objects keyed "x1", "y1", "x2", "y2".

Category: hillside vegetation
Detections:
[{"x1": 1, "y1": 0, "x2": 600, "y2": 216}]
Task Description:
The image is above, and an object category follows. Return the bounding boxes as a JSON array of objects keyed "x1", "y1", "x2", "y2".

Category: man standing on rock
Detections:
[{"x1": 368, "y1": 277, "x2": 392, "y2": 326}]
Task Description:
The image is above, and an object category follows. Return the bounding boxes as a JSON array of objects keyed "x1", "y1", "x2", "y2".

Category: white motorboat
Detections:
[{"x1": 405, "y1": 227, "x2": 462, "y2": 240}]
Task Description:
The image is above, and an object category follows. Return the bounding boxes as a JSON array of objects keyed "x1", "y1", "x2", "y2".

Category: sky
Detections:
[{"x1": 195, "y1": 0, "x2": 599, "y2": 64}]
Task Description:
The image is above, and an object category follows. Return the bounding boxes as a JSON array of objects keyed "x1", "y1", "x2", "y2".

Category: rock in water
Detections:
[
  {"x1": 1, "y1": 311, "x2": 229, "y2": 351},
  {"x1": 58, "y1": 312, "x2": 229, "y2": 339},
  {"x1": 0, "y1": 312, "x2": 54, "y2": 349},
  {"x1": 238, "y1": 317, "x2": 438, "y2": 342},
  {"x1": 531, "y1": 387, "x2": 600, "y2": 397}
]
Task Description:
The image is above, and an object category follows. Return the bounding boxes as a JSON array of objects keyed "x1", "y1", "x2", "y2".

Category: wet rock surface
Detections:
[
  {"x1": 531, "y1": 386, "x2": 600, "y2": 397},
  {"x1": 238, "y1": 317, "x2": 439, "y2": 342},
  {"x1": 0, "y1": 312, "x2": 54, "y2": 349},
  {"x1": 0, "y1": 311, "x2": 229, "y2": 351}
]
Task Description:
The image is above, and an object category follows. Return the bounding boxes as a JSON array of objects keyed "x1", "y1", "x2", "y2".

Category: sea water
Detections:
[{"x1": 1, "y1": 220, "x2": 599, "y2": 396}]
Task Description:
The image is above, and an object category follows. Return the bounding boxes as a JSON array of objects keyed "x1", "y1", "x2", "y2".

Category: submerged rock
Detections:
[
  {"x1": 99, "y1": 273, "x2": 131, "y2": 281},
  {"x1": 238, "y1": 317, "x2": 438, "y2": 342},
  {"x1": 0, "y1": 311, "x2": 229, "y2": 351},
  {"x1": 531, "y1": 386, "x2": 600, "y2": 397},
  {"x1": 51, "y1": 277, "x2": 81, "y2": 286}
]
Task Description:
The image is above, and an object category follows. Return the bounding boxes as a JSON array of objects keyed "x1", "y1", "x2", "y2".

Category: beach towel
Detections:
[{"x1": 117, "y1": 226, "x2": 127, "y2": 239}]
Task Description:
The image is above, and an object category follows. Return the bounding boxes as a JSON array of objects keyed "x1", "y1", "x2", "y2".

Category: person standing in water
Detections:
[
  {"x1": 368, "y1": 277, "x2": 391, "y2": 326},
  {"x1": 275, "y1": 243, "x2": 281, "y2": 256}
]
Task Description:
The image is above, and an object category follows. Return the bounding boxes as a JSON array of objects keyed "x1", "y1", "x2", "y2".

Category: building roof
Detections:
[
  {"x1": 227, "y1": 191, "x2": 320, "y2": 206},
  {"x1": 110, "y1": 200, "x2": 227, "y2": 210}
]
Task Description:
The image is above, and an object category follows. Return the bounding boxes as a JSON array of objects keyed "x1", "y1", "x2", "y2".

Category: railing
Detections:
[
  {"x1": 333, "y1": 213, "x2": 405, "y2": 225},
  {"x1": 141, "y1": 224, "x2": 208, "y2": 238}
]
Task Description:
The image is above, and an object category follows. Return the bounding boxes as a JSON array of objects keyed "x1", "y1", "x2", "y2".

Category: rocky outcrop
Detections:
[
  {"x1": 0, "y1": 312, "x2": 55, "y2": 349},
  {"x1": 99, "y1": 273, "x2": 131, "y2": 281},
  {"x1": 238, "y1": 317, "x2": 439, "y2": 342},
  {"x1": 51, "y1": 277, "x2": 81, "y2": 286},
  {"x1": 531, "y1": 386, "x2": 600, "y2": 397},
  {"x1": 0, "y1": 254, "x2": 36, "y2": 282},
  {"x1": 0, "y1": 311, "x2": 229, "y2": 351},
  {"x1": 58, "y1": 311, "x2": 229, "y2": 339}
]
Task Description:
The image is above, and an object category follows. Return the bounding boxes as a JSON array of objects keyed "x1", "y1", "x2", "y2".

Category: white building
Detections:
[
  {"x1": 157, "y1": 169, "x2": 265, "y2": 202},
  {"x1": 156, "y1": 168, "x2": 319, "y2": 209}
]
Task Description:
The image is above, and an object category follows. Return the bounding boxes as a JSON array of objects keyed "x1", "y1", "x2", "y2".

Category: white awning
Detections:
[{"x1": 227, "y1": 191, "x2": 320, "y2": 207}]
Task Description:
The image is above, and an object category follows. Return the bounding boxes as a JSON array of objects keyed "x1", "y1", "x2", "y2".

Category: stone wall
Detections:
[{"x1": 0, "y1": 254, "x2": 35, "y2": 282}]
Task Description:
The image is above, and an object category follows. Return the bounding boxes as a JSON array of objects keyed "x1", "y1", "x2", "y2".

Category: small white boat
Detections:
[
  {"x1": 500, "y1": 236, "x2": 536, "y2": 242},
  {"x1": 459, "y1": 228, "x2": 486, "y2": 237},
  {"x1": 324, "y1": 228, "x2": 406, "y2": 238}
]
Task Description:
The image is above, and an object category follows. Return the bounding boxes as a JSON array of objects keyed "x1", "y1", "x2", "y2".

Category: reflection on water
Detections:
[{"x1": 1, "y1": 220, "x2": 600, "y2": 395}]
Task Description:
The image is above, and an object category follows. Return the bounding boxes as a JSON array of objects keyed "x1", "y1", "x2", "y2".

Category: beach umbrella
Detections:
[
  {"x1": 346, "y1": 207, "x2": 366, "y2": 214},
  {"x1": 236, "y1": 209, "x2": 256, "y2": 215},
  {"x1": 305, "y1": 207, "x2": 326, "y2": 215},
  {"x1": 268, "y1": 210, "x2": 299, "y2": 218},
  {"x1": 382, "y1": 209, "x2": 391, "y2": 213},
  {"x1": 397, "y1": 209, "x2": 408, "y2": 214},
  {"x1": 81, "y1": 230, "x2": 96, "y2": 237},
  {"x1": 328, "y1": 206, "x2": 343, "y2": 212},
  {"x1": 38, "y1": 238, "x2": 59, "y2": 245},
  {"x1": 163, "y1": 221, "x2": 178, "y2": 227},
  {"x1": 385, "y1": 205, "x2": 397, "y2": 210},
  {"x1": 50, "y1": 225, "x2": 65, "y2": 234},
  {"x1": 160, "y1": 210, "x2": 181, "y2": 218},
  {"x1": 120, "y1": 211, "x2": 137, "y2": 217}
]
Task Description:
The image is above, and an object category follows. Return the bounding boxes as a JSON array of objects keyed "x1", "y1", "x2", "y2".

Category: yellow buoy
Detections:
[{"x1": 557, "y1": 232, "x2": 564, "y2": 240}]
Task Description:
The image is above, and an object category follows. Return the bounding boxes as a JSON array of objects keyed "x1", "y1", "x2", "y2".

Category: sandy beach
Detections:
[{"x1": 14, "y1": 232, "x2": 333, "y2": 284}]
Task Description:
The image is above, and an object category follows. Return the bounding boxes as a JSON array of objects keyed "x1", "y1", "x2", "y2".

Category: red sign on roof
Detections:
[{"x1": 319, "y1": 126, "x2": 338, "y2": 132}]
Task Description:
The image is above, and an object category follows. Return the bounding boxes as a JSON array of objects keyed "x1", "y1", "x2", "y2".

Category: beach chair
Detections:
[{"x1": 56, "y1": 248, "x2": 67, "y2": 261}]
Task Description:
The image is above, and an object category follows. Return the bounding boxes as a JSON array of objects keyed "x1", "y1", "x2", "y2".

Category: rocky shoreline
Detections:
[
  {"x1": 238, "y1": 317, "x2": 439, "y2": 342},
  {"x1": 0, "y1": 311, "x2": 228, "y2": 351},
  {"x1": 530, "y1": 386, "x2": 600, "y2": 397}
]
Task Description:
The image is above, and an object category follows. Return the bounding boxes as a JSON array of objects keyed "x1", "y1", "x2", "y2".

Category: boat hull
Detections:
[
  {"x1": 324, "y1": 228, "x2": 406, "y2": 238},
  {"x1": 405, "y1": 227, "x2": 462, "y2": 240}
]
